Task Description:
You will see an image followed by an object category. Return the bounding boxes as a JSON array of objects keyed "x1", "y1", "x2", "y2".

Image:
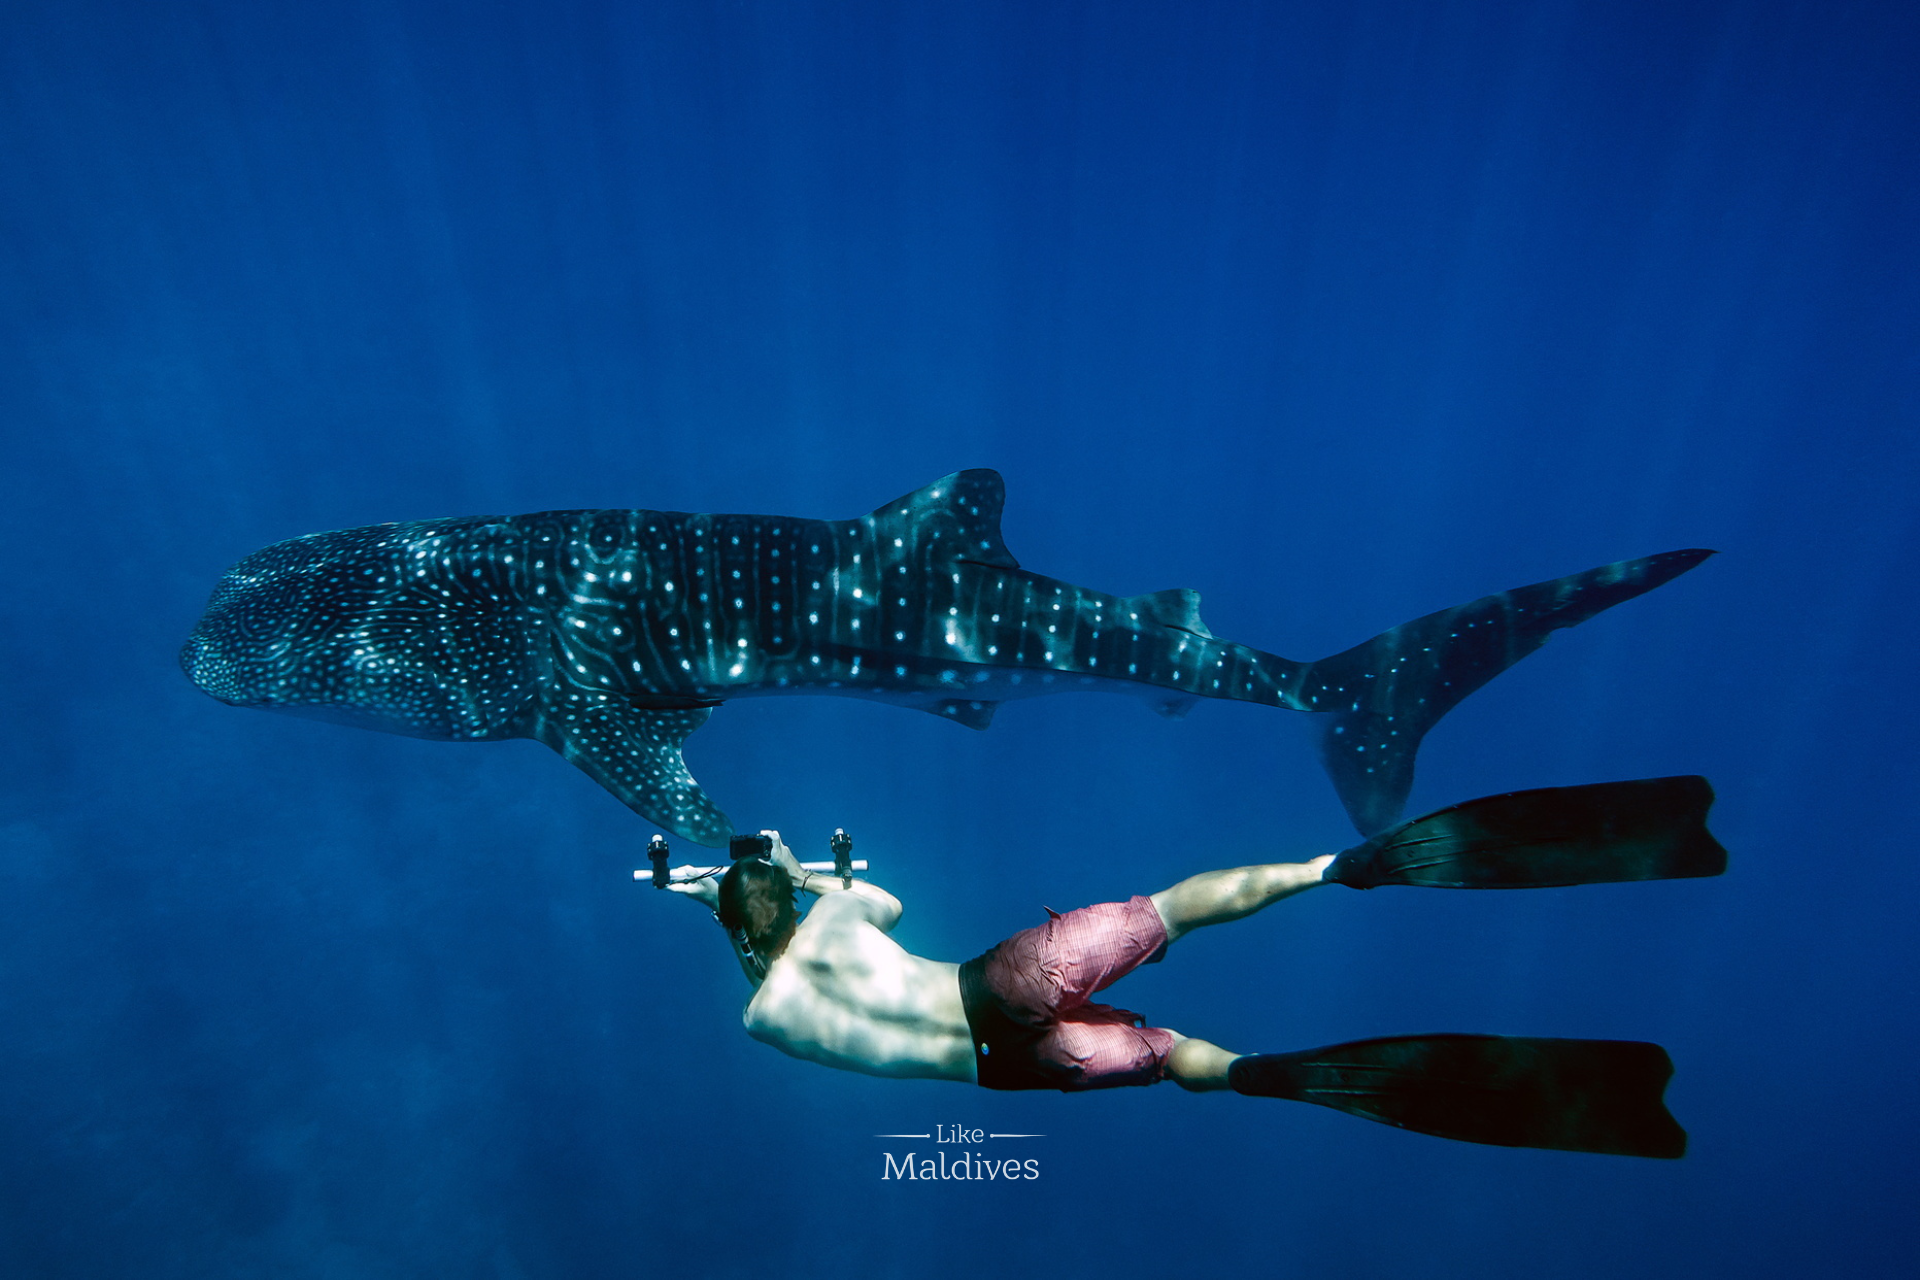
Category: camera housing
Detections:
[{"x1": 729, "y1": 833, "x2": 773, "y2": 861}]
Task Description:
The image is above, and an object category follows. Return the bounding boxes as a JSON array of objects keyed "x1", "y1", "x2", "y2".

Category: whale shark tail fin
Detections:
[{"x1": 1308, "y1": 549, "x2": 1714, "y2": 836}]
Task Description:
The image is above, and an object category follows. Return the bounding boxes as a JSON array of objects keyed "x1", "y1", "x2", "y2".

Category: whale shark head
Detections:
[{"x1": 181, "y1": 521, "x2": 536, "y2": 741}]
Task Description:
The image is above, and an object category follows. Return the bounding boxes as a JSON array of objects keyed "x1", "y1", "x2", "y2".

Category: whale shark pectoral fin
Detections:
[
  {"x1": 531, "y1": 700, "x2": 734, "y2": 846},
  {"x1": 1151, "y1": 694, "x2": 1198, "y2": 720},
  {"x1": 1127, "y1": 588, "x2": 1215, "y2": 639},
  {"x1": 927, "y1": 698, "x2": 999, "y2": 730},
  {"x1": 869, "y1": 469, "x2": 1020, "y2": 570}
]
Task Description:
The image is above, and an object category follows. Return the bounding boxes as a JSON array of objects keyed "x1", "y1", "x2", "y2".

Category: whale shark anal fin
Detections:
[
  {"x1": 926, "y1": 698, "x2": 999, "y2": 730},
  {"x1": 870, "y1": 469, "x2": 1020, "y2": 570},
  {"x1": 529, "y1": 698, "x2": 734, "y2": 846}
]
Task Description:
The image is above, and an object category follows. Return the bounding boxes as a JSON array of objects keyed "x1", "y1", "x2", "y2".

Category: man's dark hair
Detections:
[{"x1": 717, "y1": 860, "x2": 798, "y2": 963}]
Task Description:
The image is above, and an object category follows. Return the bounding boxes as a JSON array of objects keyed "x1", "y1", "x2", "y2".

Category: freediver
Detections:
[{"x1": 657, "y1": 777, "x2": 1725, "y2": 1159}]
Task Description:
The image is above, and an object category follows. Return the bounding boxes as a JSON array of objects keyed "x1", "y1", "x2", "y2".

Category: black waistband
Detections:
[{"x1": 958, "y1": 954, "x2": 1071, "y2": 1092}]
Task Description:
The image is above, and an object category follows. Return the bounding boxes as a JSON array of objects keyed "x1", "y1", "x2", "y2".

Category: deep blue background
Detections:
[{"x1": 3, "y1": 1, "x2": 1916, "y2": 1275}]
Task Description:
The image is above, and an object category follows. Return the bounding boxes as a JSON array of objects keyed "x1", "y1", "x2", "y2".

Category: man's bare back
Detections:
[
  {"x1": 747, "y1": 890, "x2": 976, "y2": 1082},
  {"x1": 667, "y1": 834, "x2": 976, "y2": 1082}
]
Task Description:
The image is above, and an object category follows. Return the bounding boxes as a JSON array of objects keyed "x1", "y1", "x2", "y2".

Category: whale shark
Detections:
[{"x1": 180, "y1": 470, "x2": 1710, "y2": 846}]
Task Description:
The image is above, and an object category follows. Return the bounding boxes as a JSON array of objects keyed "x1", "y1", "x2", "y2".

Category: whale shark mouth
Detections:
[
  {"x1": 177, "y1": 634, "x2": 306, "y2": 710},
  {"x1": 265, "y1": 702, "x2": 442, "y2": 736},
  {"x1": 178, "y1": 637, "x2": 243, "y2": 704}
]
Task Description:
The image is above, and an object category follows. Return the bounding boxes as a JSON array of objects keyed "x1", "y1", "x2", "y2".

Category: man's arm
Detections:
[
  {"x1": 663, "y1": 869, "x2": 721, "y2": 909},
  {"x1": 660, "y1": 832, "x2": 904, "y2": 932},
  {"x1": 766, "y1": 831, "x2": 903, "y2": 932}
]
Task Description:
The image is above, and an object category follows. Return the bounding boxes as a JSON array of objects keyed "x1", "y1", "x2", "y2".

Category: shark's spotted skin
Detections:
[{"x1": 182, "y1": 470, "x2": 1712, "y2": 844}]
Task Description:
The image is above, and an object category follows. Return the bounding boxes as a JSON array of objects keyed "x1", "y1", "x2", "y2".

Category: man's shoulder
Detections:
[
  {"x1": 741, "y1": 934, "x2": 847, "y2": 1036},
  {"x1": 743, "y1": 948, "x2": 812, "y2": 1029},
  {"x1": 781, "y1": 895, "x2": 909, "y2": 974},
  {"x1": 793, "y1": 890, "x2": 881, "y2": 937},
  {"x1": 741, "y1": 976, "x2": 783, "y2": 1035}
]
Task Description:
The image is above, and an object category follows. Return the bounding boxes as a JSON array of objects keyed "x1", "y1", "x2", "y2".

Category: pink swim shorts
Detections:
[{"x1": 959, "y1": 895, "x2": 1178, "y2": 1091}]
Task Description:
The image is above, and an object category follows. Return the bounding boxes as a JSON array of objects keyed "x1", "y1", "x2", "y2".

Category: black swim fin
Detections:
[
  {"x1": 1321, "y1": 776, "x2": 1727, "y2": 890},
  {"x1": 1228, "y1": 1034, "x2": 1686, "y2": 1158}
]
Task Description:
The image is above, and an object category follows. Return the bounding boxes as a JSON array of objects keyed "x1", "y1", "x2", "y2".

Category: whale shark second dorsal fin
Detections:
[
  {"x1": 926, "y1": 697, "x2": 999, "y2": 730},
  {"x1": 1128, "y1": 588, "x2": 1214, "y2": 639},
  {"x1": 867, "y1": 469, "x2": 1020, "y2": 570}
]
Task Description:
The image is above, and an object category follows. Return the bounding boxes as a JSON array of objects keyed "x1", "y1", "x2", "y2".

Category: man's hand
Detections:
[
  {"x1": 763, "y1": 830, "x2": 810, "y2": 885},
  {"x1": 664, "y1": 868, "x2": 721, "y2": 909},
  {"x1": 658, "y1": 831, "x2": 840, "y2": 908}
]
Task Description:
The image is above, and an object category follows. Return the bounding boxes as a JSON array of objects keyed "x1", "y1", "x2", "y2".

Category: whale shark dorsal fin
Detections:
[
  {"x1": 867, "y1": 469, "x2": 1019, "y2": 570},
  {"x1": 1128, "y1": 588, "x2": 1214, "y2": 639},
  {"x1": 529, "y1": 699, "x2": 734, "y2": 846}
]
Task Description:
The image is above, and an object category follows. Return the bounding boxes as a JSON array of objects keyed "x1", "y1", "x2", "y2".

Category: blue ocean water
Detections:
[{"x1": 3, "y1": 0, "x2": 1916, "y2": 1275}]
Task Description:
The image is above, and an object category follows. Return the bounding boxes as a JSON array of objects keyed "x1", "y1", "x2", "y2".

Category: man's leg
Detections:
[
  {"x1": 1139, "y1": 856, "x2": 1335, "y2": 1092},
  {"x1": 1148, "y1": 855, "x2": 1335, "y2": 946},
  {"x1": 1162, "y1": 1035, "x2": 1239, "y2": 1092}
]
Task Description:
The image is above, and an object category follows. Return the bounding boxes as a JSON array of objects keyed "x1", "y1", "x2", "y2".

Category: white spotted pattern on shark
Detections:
[{"x1": 181, "y1": 470, "x2": 1712, "y2": 845}]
